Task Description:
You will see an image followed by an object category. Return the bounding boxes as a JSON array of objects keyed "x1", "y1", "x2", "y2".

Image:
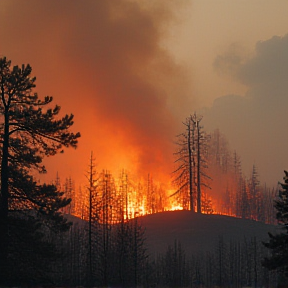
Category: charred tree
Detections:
[
  {"x1": 172, "y1": 116, "x2": 195, "y2": 211},
  {"x1": 172, "y1": 113, "x2": 210, "y2": 213},
  {"x1": 85, "y1": 152, "x2": 99, "y2": 287}
]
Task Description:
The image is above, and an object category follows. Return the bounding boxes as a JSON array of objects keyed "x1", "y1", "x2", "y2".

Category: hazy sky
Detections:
[{"x1": 0, "y1": 0, "x2": 287, "y2": 187}]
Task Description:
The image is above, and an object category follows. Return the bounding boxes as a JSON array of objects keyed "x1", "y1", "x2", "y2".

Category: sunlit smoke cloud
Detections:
[
  {"x1": 0, "y1": 0, "x2": 192, "y2": 184},
  {"x1": 204, "y1": 33, "x2": 288, "y2": 186}
]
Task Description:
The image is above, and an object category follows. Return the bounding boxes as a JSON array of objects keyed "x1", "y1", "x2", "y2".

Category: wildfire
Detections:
[
  {"x1": 64, "y1": 169, "x2": 187, "y2": 222},
  {"x1": 170, "y1": 205, "x2": 184, "y2": 211},
  {"x1": 63, "y1": 164, "x2": 270, "y2": 224}
]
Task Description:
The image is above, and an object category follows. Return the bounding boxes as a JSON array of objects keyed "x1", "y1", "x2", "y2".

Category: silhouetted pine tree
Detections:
[
  {"x1": 0, "y1": 57, "x2": 80, "y2": 285},
  {"x1": 263, "y1": 170, "x2": 288, "y2": 284}
]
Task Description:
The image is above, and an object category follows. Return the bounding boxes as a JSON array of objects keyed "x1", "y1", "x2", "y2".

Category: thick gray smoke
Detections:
[
  {"x1": 204, "y1": 34, "x2": 288, "y2": 186},
  {"x1": 0, "y1": 0, "x2": 193, "y2": 184},
  {"x1": 2, "y1": 1, "x2": 285, "y2": 189}
]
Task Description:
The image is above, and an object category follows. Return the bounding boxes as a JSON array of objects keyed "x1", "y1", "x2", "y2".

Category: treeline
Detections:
[
  {"x1": 24, "y1": 221, "x2": 278, "y2": 287},
  {"x1": 55, "y1": 160, "x2": 171, "y2": 221},
  {"x1": 207, "y1": 129, "x2": 277, "y2": 224},
  {"x1": 172, "y1": 115, "x2": 277, "y2": 224},
  {"x1": 150, "y1": 237, "x2": 278, "y2": 288},
  {"x1": 3, "y1": 213, "x2": 146, "y2": 286},
  {"x1": 56, "y1": 126, "x2": 277, "y2": 225},
  {"x1": 49, "y1": 217, "x2": 147, "y2": 287}
]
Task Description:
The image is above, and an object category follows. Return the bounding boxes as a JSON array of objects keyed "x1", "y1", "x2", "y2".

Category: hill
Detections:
[{"x1": 134, "y1": 210, "x2": 278, "y2": 257}]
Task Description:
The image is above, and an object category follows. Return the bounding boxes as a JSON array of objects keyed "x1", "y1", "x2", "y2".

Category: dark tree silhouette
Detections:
[
  {"x1": 263, "y1": 171, "x2": 288, "y2": 283},
  {"x1": 0, "y1": 57, "x2": 80, "y2": 285},
  {"x1": 173, "y1": 115, "x2": 196, "y2": 211},
  {"x1": 172, "y1": 113, "x2": 210, "y2": 212}
]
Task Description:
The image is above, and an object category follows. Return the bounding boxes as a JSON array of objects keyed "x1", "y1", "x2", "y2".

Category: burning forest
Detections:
[
  {"x1": 1, "y1": 0, "x2": 288, "y2": 286},
  {"x1": 57, "y1": 116, "x2": 277, "y2": 226}
]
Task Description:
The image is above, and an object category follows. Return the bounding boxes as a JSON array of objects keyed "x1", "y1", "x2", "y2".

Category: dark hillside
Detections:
[{"x1": 134, "y1": 210, "x2": 278, "y2": 256}]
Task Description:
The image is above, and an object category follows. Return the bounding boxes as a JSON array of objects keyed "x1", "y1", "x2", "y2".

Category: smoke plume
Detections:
[
  {"x1": 0, "y1": 0, "x2": 192, "y2": 185},
  {"x1": 204, "y1": 34, "x2": 288, "y2": 186}
]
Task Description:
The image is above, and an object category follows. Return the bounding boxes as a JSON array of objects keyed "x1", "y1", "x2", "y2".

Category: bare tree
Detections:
[
  {"x1": 85, "y1": 152, "x2": 99, "y2": 286},
  {"x1": 172, "y1": 116, "x2": 196, "y2": 211},
  {"x1": 172, "y1": 113, "x2": 210, "y2": 213}
]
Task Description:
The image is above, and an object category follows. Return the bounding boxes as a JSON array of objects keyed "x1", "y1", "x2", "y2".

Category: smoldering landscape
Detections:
[{"x1": 1, "y1": 0, "x2": 288, "y2": 287}]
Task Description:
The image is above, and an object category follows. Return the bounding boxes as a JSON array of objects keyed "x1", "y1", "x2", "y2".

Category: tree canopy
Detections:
[
  {"x1": 0, "y1": 57, "x2": 80, "y2": 285},
  {"x1": 263, "y1": 171, "x2": 288, "y2": 282}
]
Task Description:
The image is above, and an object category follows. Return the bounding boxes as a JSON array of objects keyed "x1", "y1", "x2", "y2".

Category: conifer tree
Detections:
[
  {"x1": 263, "y1": 171, "x2": 288, "y2": 281},
  {"x1": 0, "y1": 57, "x2": 80, "y2": 285},
  {"x1": 85, "y1": 152, "x2": 99, "y2": 287}
]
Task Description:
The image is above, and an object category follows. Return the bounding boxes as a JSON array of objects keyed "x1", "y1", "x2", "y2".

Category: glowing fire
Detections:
[
  {"x1": 66, "y1": 166, "x2": 266, "y2": 224},
  {"x1": 68, "y1": 171, "x2": 187, "y2": 222},
  {"x1": 170, "y1": 205, "x2": 183, "y2": 211}
]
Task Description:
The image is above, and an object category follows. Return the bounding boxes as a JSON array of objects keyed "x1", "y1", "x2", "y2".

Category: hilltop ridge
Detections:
[
  {"x1": 67, "y1": 210, "x2": 278, "y2": 256},
  {"x1": 134, "y1": 210, "x2": 278, "y2": 256}
]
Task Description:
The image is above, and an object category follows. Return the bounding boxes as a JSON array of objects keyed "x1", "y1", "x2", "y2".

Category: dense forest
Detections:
[
  {"x1": 11, "y1": 216, "x2": 277, "y2": 287},
  {"x1": 0, "y1": 57, "x2": 287, "y2": 287},
  {"x1": 58, "y1": 117, "x2": 277, "y2": 226}
]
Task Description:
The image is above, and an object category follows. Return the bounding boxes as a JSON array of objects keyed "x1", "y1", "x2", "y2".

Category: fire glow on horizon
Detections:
[{"x1": 1, "y1": 0, "x2": 287, "y2": 222}]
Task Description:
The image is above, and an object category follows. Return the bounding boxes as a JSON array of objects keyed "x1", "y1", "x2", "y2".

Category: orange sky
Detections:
[{"x1": 0, "y1": 0, "x2": 288, "y2": 187}]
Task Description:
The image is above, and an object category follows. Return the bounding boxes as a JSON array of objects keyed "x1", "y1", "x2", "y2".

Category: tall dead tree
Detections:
[
  {"x1": 172, "y1": 113, "x2": 210, "y2": 213},
  {"x1": 173, "y1": 116, "x2": 195, "y2": 211},
  {"x1": 191, "y1": 113, "x2": 211, "y2": 213},
  {"x1": 85, "y1": 152, "x2": 98, "y2": 287},
  {"x1": 191, "y1": 114, "x2": 203, "y2": 213},
  {"x1": 187, "y1": 119, "x2": 195, "y2": 211}
]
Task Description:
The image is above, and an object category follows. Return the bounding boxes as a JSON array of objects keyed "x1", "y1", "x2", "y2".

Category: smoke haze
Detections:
[
  {"x1": 0, "y1": 0, "x2": 192, "y2": 184},
  {"x1": 0, "y1": 0, "x2": 287, "y2": 188},
  {"x1": 204, "y1": 34, "x2": 288, "y2": 186}
]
